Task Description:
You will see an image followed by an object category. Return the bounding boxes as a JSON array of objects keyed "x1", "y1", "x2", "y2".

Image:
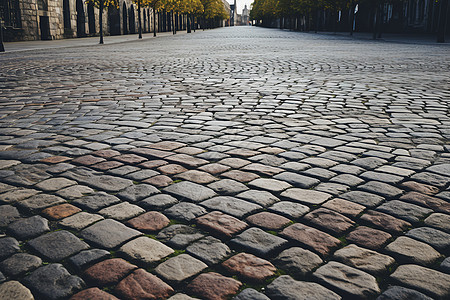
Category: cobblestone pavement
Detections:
[{"x1": 1, "y1": 26, "x2": 450, "y2": 300}]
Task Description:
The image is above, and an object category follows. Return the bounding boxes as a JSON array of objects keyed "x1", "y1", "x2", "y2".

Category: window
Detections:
[{"x1": 0, "y1": 0, "x2": 22, "y2": 28}]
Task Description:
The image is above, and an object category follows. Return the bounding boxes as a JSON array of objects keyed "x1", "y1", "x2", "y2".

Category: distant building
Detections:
[{"x1": 241, "y1": 4, "x2": 248, "y2": 25}]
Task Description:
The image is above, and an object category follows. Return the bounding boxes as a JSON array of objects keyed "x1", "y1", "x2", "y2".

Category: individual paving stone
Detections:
[
  {"x1": 34, "y1": 177, "x2": 77, "y2": 192},
  {"x1": 84, "y1": 258, "x2": 137, "y2": 286},
  {"x1": 56, "y1": 185, "x2": 95, "y2": 200},
  {"x1": 7, "y1": 215, "x2": 50, "y2": 240},
  {"x1": 199, "y1": 163, "x2": 231, "y2": 175},
  {"x1": 322, "y1": 198, "x2": 365, "y2": 217},
  {"x1": 23, "y1": 264, "x2": 84, "y2": 300},
  {"x1": 41, "y1": 156, "x2": 72, "y2": 164},
  {"x1": 236, "y1": 190, "x2": 279, "y2": 207},
  {"x1": 155, "y1": 254, "x2": 207, "y2": 283},
  {"x1": 175, "y1": 170, "x2": 218, "y2": 184},
  {"x1": 167, "y1": 154, "x2": 209, "y2": 167},
  {"x1": 304, "y1": 208, "x2": 355, "y2": 235},
  {"x1": 149, "y1": 141, "x2": 186, "y2": 151},
  {"x1": 0, "y1": 205, "x2": 20, "y2": 227},
  {"x1": 390, "y1": 264, "x2": 450, "y2": 299},
  {"x1": 196, "y1": 211, "x2": 248, "y2": 238},
  {"x1": 157, "y1": 224, "x2": 204, "y2": 248},
  {"x1": 168, "y1": 293, "x2": 198, "y2": 300},
  {"x1": 314, "y1": 182, "x2": 350, "y2": 196},
  {"x1": 187, "y1": 272, "x2": 241, "y2": 300},
  {"x1": 377, "y1": 286, "x2": 433, "y2": 300},
  {"x1": 114, "y1": 154, "x2": 147, "y2": 164},
  {"x1": 280, "y1": 188, "x2": 332, "y2": 205},
  {"x1": 222, "y1": 252, "x2": 276, "y2": 282},
  {"x1": 360, "y1": 210, "x2": 411, "y2": 234},
  {"x1": 98, "y1": 202, "x2": 145, "y2": 221},
  {"x1": 201, "y1": 196, "x2": 262, "y2": 218},
  {"x1": 42, "y1": 203, "x2": 81, "y2": 220},
  {"x1": 241, "y1": 163, "x2": 284, "y2": 176},
  {"x1": 401, "y1": 181, "x2": 440, "y2": 195},
  {"x1": 330, "y1": 174, "x2": 365, "y2": 187},
  {"x1": 385, "y1": 236, "x2": 442, "y2": 266},
  {"x1": 426, "y1": 163, "x2": 450, "y2": 177},
  {"x1": 59, "y1": 212, "x2": 104, "y2": 230},
  {"x1": 274, "y1": 247, "x2": 323, "y2": 278},
  {"x1": 248, "y1": 178, "x2": 292, "y2": 193},
  {"x1": 0, "y1": 253, "x2": 42, "y2": 277},
  {"x1": 68, "y1": 249, "x2": 111, "y2": 271},
  {"x1": 28, "y1": 230, "x2": 89, "y2": 262},
  {"x1": 125, "y1": 169, "x2": 160, "y2": 181},
  {"x1": 281, "y1": 223, "x2": 341, "y2": 257},
  {"x1": 17, "y1": 194, "x2": 66, "y2": 213},
  {"x1": 165, "y1": 202, "x2": 207, "y2": 222},
  {"x1": 246, "y1": 212, "x2": 291, "y2": 230},
  {"x1": 425, "y1": 213, "x2": 450, "y2": 233},
  {"x1": 230, "y1": 227, "x2": 288, "y2": 257},
  {"x1": 107, "y1": 166, "x2": 140, "y2": 176},
  {"x1": 116, "y1": 184, "x2": 160, "y2": 202},
  {"x1": 139, "y1": 194, "x2": 178, "y2": 210},
  {"x1": 411, "y1": 172, "x2": 449, "y2": 188},
  {"x1": 72, "y1": 155, "x2": 105, "y2": 166},
  {"x1": 70, "y1": 287, "x2": 119, "y2": 300},
  {"x1": 87, "y1": 175, "x2": 133, "y2": 192},
  {"x1": 127, "y1": 211, "x2": 170, "y2": 232},
  {"x1": 340, "y1": 190, "x2": 385, "y2": 208},
  {"x1": 406, "y1": 227, "x2": 450, "y2": 253},
  {"x1": 143, "y1": 174, "x2": 173, "y2": 187},
  {"x1": 266, "y1": 275, "x2": 341, "y2": 300},
  {"x1": 333, "y1": 244, "x2": 394, "y2": 275},
  {"x1": 352, "y1": 157, "x2": 387, "y2": 169},
  {"x1": 158, "y1": 164, "x2": 188, "y2": 175},
  {"x1": 441, "y1": 257, "x2": 450, "y2": 273},
  {"x1": 92, "y1": 161, "x2": 124, "y2": 171},
  {"x1": 346, "y1": 226, "x2": 392, "y2": 250},
  {"x1": 115, "y1": 268, "x2": 174, "y2": 300},
  {"x1": 221, "y1": 170, "x2": 260, "y2": 183},
  {"x1": 400, "y1": 192, "x2": 450, "y2": 214},
  {"x1": 314, "y1": 261, "x2": 380, "y2": 298},
  {"x1": 302, "y1": 157, "x2": 339, "y2": 168},
  {"x1": 163, "y1": 181, "x2": 216, "y2": 202},
  {"x1": 233, "y1": 288, "x2": 270, "y2": 300},
  {"x1": 0, "y1": 188, "x2": 40, "y2": 204},
  {"x1": 72, "y1": 192, "x2": 121, "y2": 212},
  {"x1": 3, "y1": 164, "x2": 51, "y2": 186},
  {"x1": 0, "y1": 237, "x2": 19, "y2": 260},
  {"x1": 207, "y1": 179, "x2": 249, "y2": 195},
  {"x1": 269, "y1": 201, "x2": 310, "y2": 219},
  {"x1": 80, "y1": 219, "x2": 142, "y2": 249},
  {"x1": 0, "y1": 281, "x2": 34, "y2": 300},
  {"x1": 273, "y1": 172, "x2": 320, "y2": 188},
  {"x1": 376, "y1": 200, "x2": 433, "y2": 224},
  {"x1": 91, "y1": 149, "x2": 120, "y2": 158},
  {"x1": 120, "y1": 237, "x2": 174, "y2": 264},
  {"x1": 302, "y1": 168, "x2": 337, "y2": 181},
  {"x1": 359, "y1": 181, "x2": 404, "y2": 198},
  {"x1": 330, "y1": 164, "x2": 365, "y2": 175},
  {"x1": 186, "y1": 236, "x2": 231, "y2": 266},
  {"x1": 219, "y1": 157, "x2": 251, "y2": 168},
  {"x1": 360, "y1": 171, "x2": 404, "y2": 184}
]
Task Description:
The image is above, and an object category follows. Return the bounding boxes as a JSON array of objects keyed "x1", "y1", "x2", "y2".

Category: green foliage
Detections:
[{"x1": 85, "y1": 0, "x2": 119, "y2": 9}]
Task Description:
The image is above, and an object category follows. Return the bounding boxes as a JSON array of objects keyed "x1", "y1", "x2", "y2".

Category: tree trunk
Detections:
[
  {"x1": 437, "y1": 0, "x2": 449, "y2": 42},
  {"x1": 138, "y1": 1, "x2": 142, "y2": 39},
  {"x1": 99, "y1": 1, "x2": 104, "y2": 44},
  {"x1": 187, "y1": 14, "x2": 191, "y2": 33},
  {"x1": 0, "y1": 16, "x2": 5, "y2": 52},
  {"x1": 349, "y1": 1, "x2": 355, "y2": 36},
  {"x1": 153, "y1": 9, "x2": 157, "y2": 37}
]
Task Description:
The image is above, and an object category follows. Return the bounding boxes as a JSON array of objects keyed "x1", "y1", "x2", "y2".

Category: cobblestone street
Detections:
[{"x1": 0, "y1": 26, "x2": 450, "y2": 299}]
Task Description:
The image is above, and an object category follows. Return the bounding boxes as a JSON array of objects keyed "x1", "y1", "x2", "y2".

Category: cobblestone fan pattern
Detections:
[{"x1": 0, "y1": 27, "x2": 450, "y2": 299}]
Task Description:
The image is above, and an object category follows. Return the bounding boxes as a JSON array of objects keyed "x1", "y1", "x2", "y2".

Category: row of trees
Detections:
[
  {"x1": 86, "y1": 0, "x2": 228, "y2": 44},
  {"x1": 250, "y1": 0, "x2": 449, "y2": 42}
]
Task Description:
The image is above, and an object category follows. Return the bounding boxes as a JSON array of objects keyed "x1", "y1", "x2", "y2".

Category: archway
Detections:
[
  {"x1": 76, "y1": 0, "x2": 86, "y2": 37},
  {"x1": 88, "y1": 2, "x2": 95, "y2": 34},
  {"x1": 63, "y1": 0, "x2": 71, "y2": 32},
  {"x1": 129, "y1": 4, "x2": 136, "y2": 34},
  {"x1": 122, "y1": 2, "x2": 128, "y2": 34},
  {"x1": 108, "y1": 5, "x2": 121, "y2": 35}
]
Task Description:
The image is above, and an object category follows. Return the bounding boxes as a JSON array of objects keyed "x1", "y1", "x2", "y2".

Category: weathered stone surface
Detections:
[
  {"x1": 340, "y1": 191, "x2": 384, "y2": 208},
  {"x1": 201, "y1": 196, "x2": 262, "y2": 218},
  {"x1": 72, "y1": 192, "x2": 121, "y2": 212},
  {"x1": 98, "y1": 202, "x2": 145, "y2": 221},
  {"x1": 246, "y1": 212, "x2": 291, "y2": 230},
  {"x1": 400, "y1": 192, "x2": 450, "y2": 214},
  {"x1": 248, "y1": 178, "x2": 292, "y2": 192},
  {"x1": 59, "y1": 212, "x2": 104, "y2": 230},
  {"x1": 165, "y1": 202, "x2": 207, "y2": 222},
  {"x1": 196, "y1": 211, "x2": 248, "y2": 238},
  {"x1": 117, "y1": 184, "x2": 160, "y2": 202},
  {"x1": 0, "y1": 281, "x2": 34, "y2": 300},
  {"x1": 68, "y1": 249, "x2": 111, "y2": 271},
  {"x1": 269, "y1": 201, "x2": 310, "y2": 219},
  {"x1": 230, "y1": 227, "x2": 288, "y2": 257},
  {"x1": 80, "y1": 219, "x2": 142, "y2": 249},
  {"x1": 0, "y1": 188, "x2": 40, "y2": 204},
  {"x1": 233, "y1": 288, "x2": 270, "y2": 300},
  {"x1": 163, "y1": 181, "x2": 216, "y2": 202},
  {"x1": 0, "y1": 253, "x2": 42, "y2": 277},
  {"x1": 333, "y1": 244, "x2": 394, "y2": 275},
  {"x1": 168, "y1": 293, "x2": 198, "y2": 300},
  {"x1": 236, "y1": 190, "x2": 280, "y2": 207},
  {"x1": 406, "y1": 227, "x2": 450, "y2": 252},
  {"x1": 0, "y1": 237, "x2": 20, "y2": 260},
  {"x1": 186, "y1": 236, "x2": 231, "y2": 266},
  {"x1": 441, "y1": 257, "x2": 450, "y2": 273},
  {"x1": 23, "y1": 264, "x2": 84, "y2": 300},
  {"x1": 386, "y1": 236, "x2": 442, "y2": 266},
  {"x1": 127, "y1": 211, "x2": 170, "y2": 232},
  {"x1": 377, "y1": 200, "x2": 432, "y2": 224},
  {"x1": 314, "y1": 261, "x2": 380, "y2": 298},
  {"x1": 207, "y1": 179, "x2": 249, "y2": 195},
  {"x1": 377, "y1": 286, "x2": 433, "y2": 300},
  {"x1": 425, "y1": 213, "x2": 450, "y2": 233},
  {"x1": 322, "y1": 198, "x2": 365, "y2": 217},
  {"x1": 35, "y1": 178, "x2": 77, "y2": 192},
  {"x1": 155, "y1": 254, "x2": 207, "y2": 283},
  {"x1": 70, "y1": 287, "x2": 119, "y2": 300},
  {"x1": 359, "y1": 180, "x2": 404, "y2": 198},
  {"x1": 187, "y1": 272, "x2": 242, "y2": 300},
  {"x1": 304, "y1": 208, "x2": 355, "y2": 235},
  {"x1": 360, "y1": 210, "x2": 411, "y2": 234},
  {"x1": 0, "y1": 205, "x2": 20, "y2": 227},
  {"x1": 139, "y1": 194, "x2": 178, "y2": 210},
  {"x1": 7, "y1": 215, "x2": 50, "y2": 240},
  {"x1": 390, "y1": 264, "x2": 450, "y2": 299},
  {"x1": 17, "y1": 194, "x2": 66, "y2": 213},
  {"x1": 266, "y1": 275, "x2": 341, "y2": 300},
  {"x1": 222, "y1": 253, "x2": 276, "y2": 282},
  {"x1": 28, "y1": 230, "x2": 89, "y2": 262},
  {"x1": 42, "y1": 203, "x2": 81, "y2": 220},
  {"x1": 56, "y1": 185, "x2": 95, "y2": 200},
  {"x1": 273, "y1": 172, "x2": 320, "y2": 188},
  {"x1": 346, "y1": 226, "x2": 392, "y2": 250},
  {"x1": 274, "y1": 247, "x2": 323, "y2": 278},
  {"x1": 84, "y1": 258, "x2": 137, "y2": 286},
  {"x1": 120, "y1": 237, "x2": 174, "y2": 264},
  {"x1": 281, "y1": 188, "x2": 332, "y2": 205},
  {"x1": 115, "y1": 269, "x2": 174, "y2": 300}
]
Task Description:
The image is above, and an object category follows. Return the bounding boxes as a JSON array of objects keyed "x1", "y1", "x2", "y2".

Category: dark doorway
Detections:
[
  {"x1": 88, "y1": 2, "x2": 95, "y2": 34},
  {"x1": 108, "y1": 6, "x2": 121, "y2": 35},
  {"x1": 129, "y1": 5, "x2": 136, "y2": 34},
  {"x1": 76, "y1": 0, "x2": 86, "y2": 37},
  {"x1": 63, "y1": 0, "x2": 71, "y2": 31},
  {"x1": 39, "y1": 16, "x2": 51, "y2": 40},
  {"x1": 123, "y1": 2, "x2": 128, "y2": 34}
]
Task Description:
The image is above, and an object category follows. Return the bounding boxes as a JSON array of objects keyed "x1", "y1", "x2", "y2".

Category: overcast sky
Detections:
[{"x1": 227, "y1": 0, "x2": 253, "y2": 15}]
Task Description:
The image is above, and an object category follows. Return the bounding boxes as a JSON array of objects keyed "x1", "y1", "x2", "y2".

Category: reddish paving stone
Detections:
[
  {"x1": 139, "y1": 160, "x2": 168, "y2": 169},
  {"x1": 91, "y1": 149, "x2": 121, "y2": 158},
  {"x1": 72, "y1": 155, "x2": 106, "y2": 166},
  {"x1": 91, "y1": 161, "x2": 124, "y2": 171},
  {"x1": 360, "y1": 210, "x2": 411, "y2": 234},
  {"x1": 346, "y1": 226, "x2": 392, "y2": 250},
  {"x1": 222, "y1": 253, "x2": 276, "y2": 282},
  {"x1": 158, "y1": 164, "x2": 188, "y2": 175},
  {"x1": 175, "y1": 147, "x2": 204, "y2": 155},
  {"x1": 70, "y1": 287, "x2": 119, "y2": 300},
  {"x1": 115, "y1": 269, "x2": 174, "y2": 300},
  {"x1": 196, "y1": 211, "x2": 248, "y2": 238},
  {"x1": 143, "y1": 175, "x2": 173, "y2": 187},
  {"x1": 175, "y1": 170, "x2": 217, "y2": 184},
  {"x1": 281, "y1": 223, "x2": 341, "y2": 257},
  {"x1": 114, "y1": 154, "x2": 147, "y2": 164},
  {"x1": 127, "y1": 211, "x2": 170, "y2": 232},
  {"x1": 219, "y1": 158, "x2": 251, "y2": 168},
  {"x1": 322, "y1": 198, "x2": 366, "y2": 218},
  {"x1": 187, "y1": 272, "x2": 242, "y2": 300},
  {"x1": 241, "y1": 163, "x2": 284, "y2": 176},
  {"x1": 131, "y1": 148, "x2": 173, "y2": 159},
  {"x1": 199, "y1": 163, "x2": 231, "y2": 175},
  {"x1": 401, "y1": 181, "x2": 440, "y2": 195},
  {"x1": 225, "y1": 148, "x2": 260, "y2": 157},
  {"x1": 304, "y1": 208, "x2": 355, "y2": 235},
  {"x1": 149, "y1": 141, "x2": 185, "y2": 151},
  {"x1": 221, "y1": 170, "x2": 260, "y2": 183},
  {"x1": 167, "y1": 154, "x2": 208, "y2": 167},
  {"x1": 259, "y1": 147, "x2": 285, "y2": 154},
  {"x1": 84, "y1": 258, "x2": 137, "y2": 286},
  {"x1": 42, "y1": 203, "x2": 81, "y2": 220},
  {"x1": 246, "y1": 212, "x2": 291, "y2": 230},
  {"x1": 40, "y1": 156, "x2": 72, "y2": 164},
  {"x1": 400, "y1": 192, "x2": 450, "y2": 213}
]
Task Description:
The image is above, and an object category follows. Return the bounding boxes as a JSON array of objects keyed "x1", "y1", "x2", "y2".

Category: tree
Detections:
[
  {"x1": 85, "y1": 0, "x2": 119, "y2": 44},
  {"x1": 132, "y1": 0, "x2": 152, "y2": 39},
  {"x1": 148, "y1": 0, "x2": 165, "y2": 36}
]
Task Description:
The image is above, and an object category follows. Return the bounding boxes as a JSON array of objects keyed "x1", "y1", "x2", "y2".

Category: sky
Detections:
[{"x1": 227, "y1": 0, "x2": 253, "y2": 15}]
